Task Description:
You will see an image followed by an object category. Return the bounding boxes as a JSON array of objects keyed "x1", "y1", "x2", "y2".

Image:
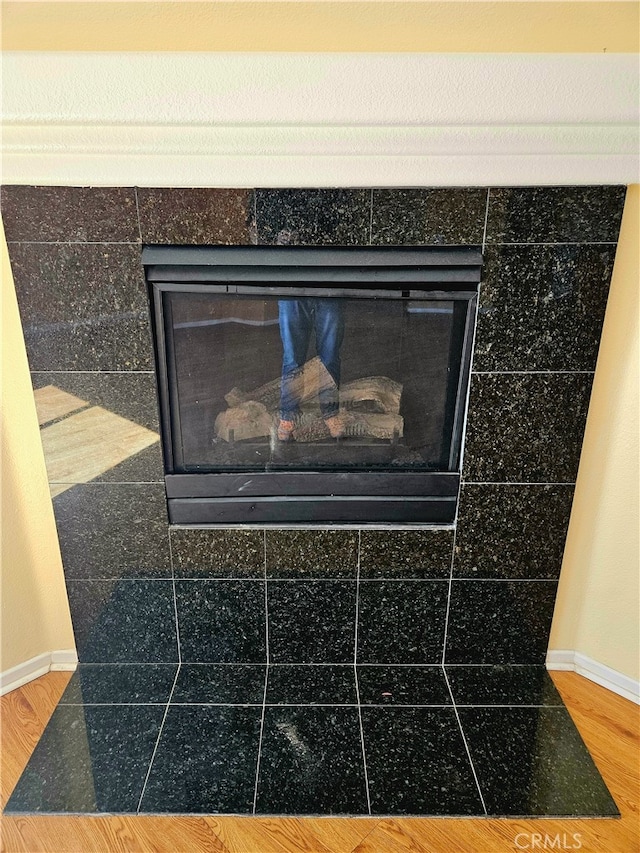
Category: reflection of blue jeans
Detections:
[{"x1": 278, "y1": 298, "x2": 344, "y2": 419}]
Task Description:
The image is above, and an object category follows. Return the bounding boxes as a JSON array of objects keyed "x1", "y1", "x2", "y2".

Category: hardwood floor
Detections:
[{"x1": 1, "y1": 671, "x2": 638, "y2": 853}]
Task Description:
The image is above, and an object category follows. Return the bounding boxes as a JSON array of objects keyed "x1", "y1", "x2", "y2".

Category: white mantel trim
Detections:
[{"x1": 2, "y1": 53, "x2": 638, "y2": 186}]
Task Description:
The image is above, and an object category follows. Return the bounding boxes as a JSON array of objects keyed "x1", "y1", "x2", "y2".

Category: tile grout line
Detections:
[
  {"x1": 369, "y1": 189, "x2": 374, "y2": 246},
  {"x1": 471, "y1": 370, "x2": 595, "y2": 375},
  {"x1": 136, "y1": 663, "x2": 181, "y2": 814},
  {"x1": 354, "y1": 530, "x2": 372, "y2": 815},
  {"x1": 252, "y1": 530, "x2": 269, "y2": 814},
  {"x1": 133, "y1": 187, "x2": 143, "y2": 245},
  {"x1": 441, "y1": 478, "x2": 465, "y2": 664},
  {"x1": 442, "y1": 665, "x2": 488, "y2": 816},
  {"x1": 482, "y1": 187, "x2": 490, "y2": 252},
  {"x1": 167, "y1": 532, "x2": 182, "y2": 667}
]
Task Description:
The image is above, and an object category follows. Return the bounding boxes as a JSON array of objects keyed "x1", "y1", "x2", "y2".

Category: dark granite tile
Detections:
[
  {"x1": 266, "y1": 665, "x2": 357, "y2": 705},
  {"x1": 458, "y1": 707, "x2": 618, "y2": 816},
  {"x1": 5, "y1": 704, "x2": 164, "y2": 814},
  {"x1": 267, "y1": 581, "x2": 356, "y2": 663},
  {"x1": 265, "y1": 530, "x2": 358, "y2": 578},
  {"x1": 359, "y1": 529, "x2": 454, "y2": 579},
  {"x1": 486, "y1": 186, "x2": 626, "y2": 244},
  {"x1": 474, "y1": 245, "x2": 615, "y2": 372},
  {"x1": 175, "y1": 580, "x2": 266, "y2": 663},
  {"x1": 446, "y1": 665, "x2": 563, "y2": 706},
  {"x1": 445, "y1": 580, "x2": 558, "y2": 664},
  {"x1": 66, "y1": 579, "x2": 178, "y2": 663},
  {"x1": 87, "y1": 443, "x2": 164, "y2": 485},
  {"x1": 362, "y1": 707, "x2": 483, "y2": 815},
  {"x1": 357, "y1": 665, "x2": 451, "y2": 706},
  {"x1": 137, "y1": 188, "x2": 255, "y2": 245},
  {"x1": 31, "y1": 371, "x2": 160, "y2": 431},
  {"x1": 454, "y1": 485, "x2": 575, "y2": 580},
  {"x1": 255, "y1": 706, "x2": 367, "y2": 814},
  {"x1": 1, "y1": 185, "x2": 139, "y2": 243},
  {"x1": 58, "y1": 664, "x2": 177, "y2": 705},
  {"x1": 31, "y1": 371, "x2": 163, "y2": 483},
  {"x1": 462, "y1": 373, "x2": 593, "y2": 483},
  {"x1": 8, "y1": 243, "x2": 151, "y2": 371},
  {"x1": 140, "y1": 705, "x2": 262, "y2": 813},
  {"x1": 256, "y1": 189, "x2": 370, "y2": 246},
  {"x1": 53, "y1": 484, "x2": 170, "y2": 578},
  {"x1": 172, "y1": 664, "x2": 266, "y2": 704},
  {"x1": 357, "y1": 581, "x2": 448, "y2": 664},
  {"x1": 171, "y1": 529, "x2": 264, "y2": 578},
  {"x1": 371, "y1": 188, "x2": 487, "y2": 245}
]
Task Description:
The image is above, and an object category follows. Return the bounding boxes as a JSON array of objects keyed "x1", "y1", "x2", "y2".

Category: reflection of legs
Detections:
[
  {"x1": 314, "y1": 299, "x2": 344, "y2": 418},
  {"x1": 278, "y1": 299, "x2": 312, "y2": 421}
]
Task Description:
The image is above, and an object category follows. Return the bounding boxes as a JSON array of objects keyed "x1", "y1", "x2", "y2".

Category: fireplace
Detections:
[
  {"x1": 2, "y1": 184, "x2": 626, "y2": 819},
  {"x1": 145, "y1": 246, "x2": 482, "y2": 523}
]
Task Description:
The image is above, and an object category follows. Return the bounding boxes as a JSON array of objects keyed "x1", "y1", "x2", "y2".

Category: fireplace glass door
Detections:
[{"x1": 145, "y1": 247, "x2": 481, "y2": 523}]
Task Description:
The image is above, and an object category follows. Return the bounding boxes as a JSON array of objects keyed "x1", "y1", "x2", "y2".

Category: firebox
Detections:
[{"x1": 144, "y1": 246, "x2": 482, "y2": 524}]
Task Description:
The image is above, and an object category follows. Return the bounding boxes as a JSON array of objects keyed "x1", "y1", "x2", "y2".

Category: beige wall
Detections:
[
  {"x1": 2, "y1": 2, "x2": 638, "y2": 53},
  {"x1": 549, "y1": 185, "x2": 640, "y2": 682},
  {"x1": 0, "y1": 223, "x2": 76, "y2": 672}
]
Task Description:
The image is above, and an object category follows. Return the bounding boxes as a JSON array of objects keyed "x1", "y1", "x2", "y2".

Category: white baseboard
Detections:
[
  {"x1": 0, "y1": 650, "x2": 78, "y2": 697},
  {"x1": 547, "y1": 650, "x2": 640, "y2": 706}
]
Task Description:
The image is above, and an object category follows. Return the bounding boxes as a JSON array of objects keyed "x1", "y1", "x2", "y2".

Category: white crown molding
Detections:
[
  {"x1": 1, "y1": 53, "x2": 639, "y2": 185},
  {"x1": 0, "y1": 650, "x2": 78, "y2": 697},
  {"x1": 547, "y1": 650, "x2": 640, "y2": 706}
]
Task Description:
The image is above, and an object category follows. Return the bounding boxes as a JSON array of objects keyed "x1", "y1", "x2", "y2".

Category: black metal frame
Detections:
[{"x1": 144, "y1": 246, "x2": 481, "y2": 525}]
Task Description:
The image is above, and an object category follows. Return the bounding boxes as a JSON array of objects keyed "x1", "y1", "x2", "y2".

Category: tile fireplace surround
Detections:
[{"x1": 2, "y1": 185, "x2": 625, "y2": 817}]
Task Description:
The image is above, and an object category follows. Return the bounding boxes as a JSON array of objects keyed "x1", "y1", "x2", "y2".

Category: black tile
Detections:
[
  {"x1": 175, "y1": 580, "x2": 266, "y2": 663},
  {"x1": 462, "y1": 373, "x2": 593, "y2": 483},
  {"x1": 5, "y1": 704, "x2": 164, "y2": 814},
  {"x1": 255, "y1": 706, "x2": 367, "y2": 814},
  {"x1": 53, "y1": 484, "x2": 170, "y2": 579},
  {"x1": 31, "y1": 371, "x2": 160, "y2": 432},
  {"x1": 66, "y1": 580, "x2": 178, "y2": 663},
  {"x1": 357, "y1": 665, "x2": 451, "y2": 706},
  {"x1": 171, "y1": 529, "x2": 264, "y2": 578},
  {"x1": 445, "y1": 581, "x2": 558, "y2": 664},
  {"x1": 267, "y1": 581, "x2": 356, "y2": 663},
  {"x1": 31, "y1": 371, "x2": 163, "y2": 484},
  {"x1": 8, "y1": 243, "x2": 151, "y2": 371},
  {"x1": 266, "y1": 665, "x2": 357, "y2": 705},
  {"x1": 256, "y1": 189, "x2": 370, "y2": 246},
  {"x1": 172, "y1": 664, "x2": 266, "y2": 704},
  {"x1": 1, "y1": 185, "x2": 139, "y2": 243},
  {"x1": 485, "y1": 186, "x2": 626, "y2": 244},
  {"x1": 140, "y1": 705, "x2": 262, "y2": 813},
  {"x1": 87, "y1": 444, "x2": 164, "y2": 485},
  {"x1": 454, "y1": 485, "x2": 575, "y2": 580},
  {"x1": 359, "y1": 529, "x2": 454, "y2": 579},
  {"x1": 362, "y1": 707, "x2": 483, "y2": 815},
  {"x1": 371, "y1": 188, "x2": 487, "y2": 245},
  {"x1": 59, "y1": 664, "x2": 178, "y2": 704},
  {"x1": 474, "y1": 245, "x2": 615, "y2": 372},
  {"x1": 458, "y1": 707, "x2": 619, "y2": 816},
  {"x1": 265, "y1": 530, "x2": 358, "y2": 578},
  {"x1": 137, "y1": 188, "x2": 255, "y2": 245},
  {"x1": 357, "y1": 581, "x2": 448, "y2": 664},
  {"x1": 446, "y1": 665, "x2": 563, "y2": 706}
]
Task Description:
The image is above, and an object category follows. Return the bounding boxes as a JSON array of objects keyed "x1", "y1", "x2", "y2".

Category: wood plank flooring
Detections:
[{"x1": 1, "y1": 671, "x2": 638, "y2": 853}]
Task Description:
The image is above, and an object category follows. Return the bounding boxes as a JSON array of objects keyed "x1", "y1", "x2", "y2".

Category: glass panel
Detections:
[{"x1": 168, "y1": 291, "x2": 466, "y2": 473}]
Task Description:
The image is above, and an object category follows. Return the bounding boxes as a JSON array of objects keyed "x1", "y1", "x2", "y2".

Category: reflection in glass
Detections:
[{"x1": 169, "y1": 292, "x2": 464, "y2": 473}]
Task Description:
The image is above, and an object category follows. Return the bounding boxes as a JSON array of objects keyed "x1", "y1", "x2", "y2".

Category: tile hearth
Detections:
[{"x1": 5, "y1": 664, "x2": 618, "y2": 817}]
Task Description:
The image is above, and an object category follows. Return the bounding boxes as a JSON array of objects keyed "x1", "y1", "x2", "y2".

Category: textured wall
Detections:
[{"x1": 1, "y1": 185, "x2": 626, "y2": 669}]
